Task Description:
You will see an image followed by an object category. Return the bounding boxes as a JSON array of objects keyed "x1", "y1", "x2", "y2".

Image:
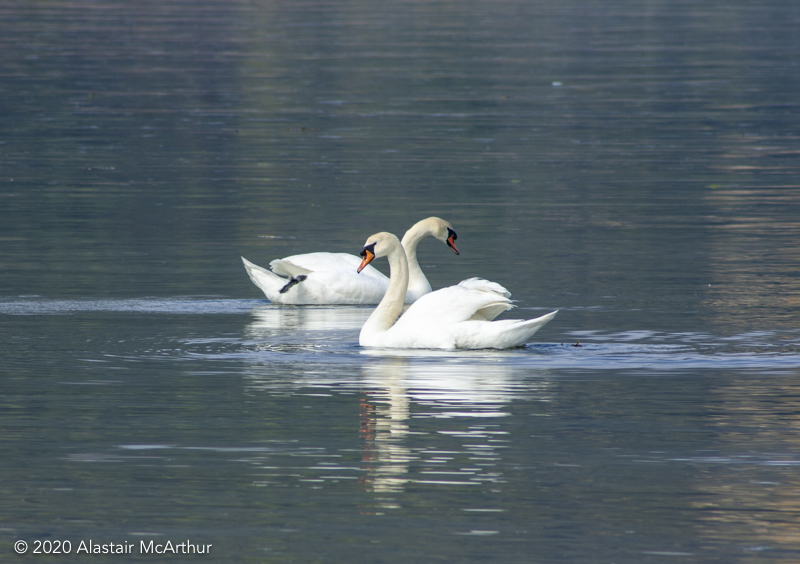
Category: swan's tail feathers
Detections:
[
  {"x1": 500, "y1": 310, "x2": 558, "y2": 348},
  {"x1": 279, "y1": 275, "x2": 308, "y2": 294},
  {"x1": 241, "y1": 256, "x2": 289, "y2": 301},
  {"x1": 457, "y1": 310, "x2": 558, "y2": 349}
]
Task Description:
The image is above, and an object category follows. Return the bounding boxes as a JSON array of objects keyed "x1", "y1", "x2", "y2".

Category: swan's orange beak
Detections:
[
  {"x1": 358, "y1": 244, "x2": 376, "y2": 273},
  {"x1": 446, "y1": 228, "x2": 459, "y2": 255}
]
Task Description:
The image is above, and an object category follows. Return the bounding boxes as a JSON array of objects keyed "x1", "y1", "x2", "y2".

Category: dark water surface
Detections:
[{"x1": 2, "y1": 0, "x2": 799, "y2": 562}]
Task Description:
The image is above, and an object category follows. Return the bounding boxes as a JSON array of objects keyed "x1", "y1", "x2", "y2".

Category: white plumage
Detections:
[
  {"x1": 241, "y1": 217, "x2": 458, "y2": 305},
  {"x1": 357, "y1": 232, "x2": 557, "y2": 350}
]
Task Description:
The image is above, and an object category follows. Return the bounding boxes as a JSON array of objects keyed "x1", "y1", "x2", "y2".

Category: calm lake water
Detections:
[{"x1": 2, "y1": 0, "x2": 799, "y2": 562}]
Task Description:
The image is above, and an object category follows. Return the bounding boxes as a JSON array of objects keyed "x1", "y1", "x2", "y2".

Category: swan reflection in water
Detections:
[
  {"x1": 359, "y1": 359, "x2": 413, "y2": 507},
  {"x1": 241, "y1": 305, "x2": 554, "y2": 512},
  {"x1": 245, "y1": 305, "x2": 373, "y2": 336},
  {"x1": 358, "y1": 354, "x2": 553, "y2": 510},
  {"x1": 243, "y1": 305, "x2": 371, "y2": 352}
]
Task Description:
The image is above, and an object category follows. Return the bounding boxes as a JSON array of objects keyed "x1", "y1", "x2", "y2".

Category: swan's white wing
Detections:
[
  {"x1": 370, "y1": 279, "x2": 555, "y2": 349},
  {"x1": 374, "y1": 308, "x2": 557, "y2": 350},
  {"x1": 393, "y1": 279, "x2": 513, "y2": 329},
  {"x1": 280, "y1": 269, "x2": 389, "y2": 305},
  {"x1": 268, "y1": 259, "x2": 312, "y2": 278},
  {"x1": 271, "y1": 252, "x2": 387, "y2": 281},
  {"x1": 243, "y1": 255, "x2": 388, "y2": 304},
  {"x1": 457, "y1": 277, "x2": 511, "y2": 298},
  {"x1": 273, "y1": 252, "x2": 360, "y2": 272}
]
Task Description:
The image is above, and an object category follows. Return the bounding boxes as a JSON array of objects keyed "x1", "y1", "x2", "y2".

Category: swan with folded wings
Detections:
[
  {"x1": 241, "y1": 217, "x2": 458, "y2": 305},
  {"x1": 356, "y1": 232, "x2": 556, "y2": 349}
]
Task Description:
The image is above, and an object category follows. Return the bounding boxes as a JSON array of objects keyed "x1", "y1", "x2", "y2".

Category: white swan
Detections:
[
  {"x1": 241, "y1": 217, "x2": 459, "y2": 305},
  {"x1": 356, "y1": 232, "x2": 557, "y2": 349}
]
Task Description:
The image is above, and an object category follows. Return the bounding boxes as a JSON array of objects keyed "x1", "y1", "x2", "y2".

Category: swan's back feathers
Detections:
[{"x1": 270, "y1": 252, "x2": 386, "y2": 281}]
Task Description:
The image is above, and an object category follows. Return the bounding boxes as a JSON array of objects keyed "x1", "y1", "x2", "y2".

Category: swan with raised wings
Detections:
[
  {"x1": 356, "y1": 232, "x2": 556, "y2": 349},
  {"x1": 241, "y1": 217, "x2": 459, "y2": 305}
]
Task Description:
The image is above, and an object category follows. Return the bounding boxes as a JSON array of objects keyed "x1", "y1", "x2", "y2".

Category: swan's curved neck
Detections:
[
  {"x1": 401, "y1": 224, "x2": 432, "y2": 297},
  {"x1": 361, "y1": 240, "x2": 408, "y2": 337}
]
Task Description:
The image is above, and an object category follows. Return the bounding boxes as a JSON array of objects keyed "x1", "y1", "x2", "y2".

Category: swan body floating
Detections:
[
  {"x1": 357, "y1": 232, "x2": 556, "y2": 350},
  {"x1": 241, "y1": 217, "x2": 458, "y2": 305}
]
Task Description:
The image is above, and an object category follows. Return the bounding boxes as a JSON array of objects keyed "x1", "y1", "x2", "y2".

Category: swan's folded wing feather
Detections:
[
  {"x1": 269, "y1": 259, "x2": 312, "y2": 278},
  {"x1": 271, "y1": 252, "x2": 387, "y2": 281},
  {"x1": 457, "y1": 277, "x2": 511, "y2": 298},
  {"x1": 303, "y1": 269, "x2": 389, "y2": 304},
  {"x1": 393, "y1": 281, "x2": 513, "y2": 329},
  {"x1": 468, "y1": 302, "x2": 513, "y2": 321}
]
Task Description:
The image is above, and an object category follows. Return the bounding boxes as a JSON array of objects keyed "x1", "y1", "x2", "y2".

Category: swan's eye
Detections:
[
  {"x1": 447, "y1": 228, "x2": 457, "y2": 241},
  {"x1": 360, "y1": 243, "x2": 376, "y2": 258}
]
